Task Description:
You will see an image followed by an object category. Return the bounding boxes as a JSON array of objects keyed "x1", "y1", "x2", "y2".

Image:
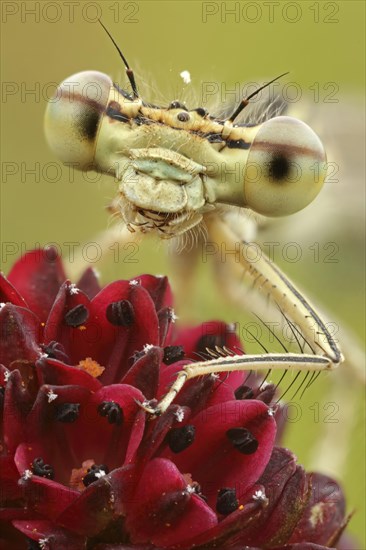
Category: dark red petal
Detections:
[
  {"x1": 0, "y1": 304, "x2": 42, "y2": 368},
  {"x1": 14, "y1": 442, "x2": 53, "y2": 477},
  {"x1": 289, "y1": 472, "x2": 347, "y2": 547},
  {"x1": 57, "y1": 476, "x2": 115, "y2": 536},
  {"x1": 77, "y1": 267, "x2": 101, "y2": 299},
  {"x1": 137, "y1": 275, "x2": 173, "y2": 311},
  {"x1": 7, "y1": 248, "x2": 67, "y2": 323},
  {"x1": 121, "y1": 346, "x2": 162, "y2": 398},
  {"x1": 0, "y1": 519, "x2": 29, "y2": 550},
  {"x1": 3, "y1": 370, "x2": 33, "y2": 452},
  {"x1": 163, "y1": 400, "x2": 276, "y2": 507},
  {"x1": 0, "y1": 455, "x2": 23, "y2": 505},
  {"x1": 99, "y1": 283, "x2": 160, "y2": 383},
  {"x1": 0, "y1": 273, "x2": 28, "y2": 307},
  {"x1": 18, "y1": 475, "x2": 79, "y2": 520},
  {"x1": 178, "y1": 484, "x2": 267, "y2": 549},
  {"x1": 83, "y1": 384, "x2": 146, "y2": 467},
  {"x1": 237, "y1": 447, "x2": 310, "y2": 547},
  {"x1": 137, "y1": 405, "x2": 191, "y2": 464},
  {"x1": 43, "y1": 280, "x2": 91, "y2": 363},
  {"x1": 12, "y1": 520, "x2": 85, "y2": 549},
  {"x1": 157, "y1": 307, "x2": 175, "y2": 346},
  {"x1": 126, "y1": 458, "x2": 217, "y2": 546},
  {"x1": 36, "y1": 356, "x2": 102, "y2": 392}
]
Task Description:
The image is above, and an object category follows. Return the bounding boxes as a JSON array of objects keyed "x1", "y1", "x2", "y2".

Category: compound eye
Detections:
[
  {"x1": 243, "y1": 116, "x2": 327, "y2": 216},
  {"x1": 44, "y1": 71, "x2": 112, "y2": 168}
]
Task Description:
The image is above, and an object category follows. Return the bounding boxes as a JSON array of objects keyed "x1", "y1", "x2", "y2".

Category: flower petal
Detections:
[
  {"x1": 289, "y1": 472, "x2": 347, "y2": 547},
  {"x1": 137, "y1": 275, "x2": 172, "y2": 311},
  {"x1": 126, "y1": 458, "x2": 217, "y2": 546},
  {"x1": 0, "y1": 304, "x2": 42, "y2": 368},
  {"x1": 162, "y1": 400, "x2": 276, "y2": 507},
  {"x1": 3, "y1": 370, "x2": 33, "y2": 452},
  {"x1": 0, "y1": 273, "x2": 28, "y2": 308},
  {"x1": 236, "y1": 447, "x2": 310, "y2": 547},
  {"x1": 121, "y1": 346, "x2": 162, "y2": 398},
  {"x1": 36, "y1": 356, "x2": 102, "y2": 392},
  {"x1": 7, "y1": 248, "x2": 66, "y2": 323},
  {"x1": 18, "y1": 474, "x2": 79, "y2": 520},
  {"x1": 57, "y1": 476, "x2": 115, "y2": 536},
  {"x1": 77, "y1": 267, "x2": 101, "y2": 300},
  {"x1": 12, "y1": 519, "x2": 85, "y2": 549}
]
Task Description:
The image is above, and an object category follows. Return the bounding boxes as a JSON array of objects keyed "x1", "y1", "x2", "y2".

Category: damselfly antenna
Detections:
[
  {"x1": 227, "y1": 71, "x2": 289, "y2": 123},
  {"x1": 98, "y1": 19, "x2": 139, "y2": 98}
]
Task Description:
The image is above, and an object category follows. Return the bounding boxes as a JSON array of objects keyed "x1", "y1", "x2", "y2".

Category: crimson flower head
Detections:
[{"x1": 0, "y1": 249, "x2": 350, "y2": 549}]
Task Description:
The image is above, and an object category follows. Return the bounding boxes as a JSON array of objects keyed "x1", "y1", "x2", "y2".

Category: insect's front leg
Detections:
[{"x1": 143, "y1": 213, "x2": 343, "y2": 416}]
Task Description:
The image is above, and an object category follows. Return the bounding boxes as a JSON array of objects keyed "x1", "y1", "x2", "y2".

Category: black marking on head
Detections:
[
  {"x1": 113, "y1": 82, "x2": 134, "y2": 101},
  {"x1": 269, "y1": 152, "x2": 291, "y2": 181},
  {"x1": 177, "y1": 111, "x2": 190, "y2": 122},
  {"x1": 226, "y1": 139, "x2": 251, "y2": 150},
  {"x1": 194, "y1": 107, "x2": 207, "y2": 117},
  {"x1": 207, "y1": 134, "x2": 225, "y2": 144},
  {"x1": 106, "y1": 101, "x2": 130, "y2": 123},
  {"x1": 135, "y1": 115, "x2": 153, "y2": 126},
  {"x1": 169, "y1": 101, "x2": 188, "y2": 110}
]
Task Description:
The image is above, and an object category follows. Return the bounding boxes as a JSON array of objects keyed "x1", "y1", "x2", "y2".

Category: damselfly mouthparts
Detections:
[{"x1": 44, "y1": 24, "x2": 342, "y2": 415}]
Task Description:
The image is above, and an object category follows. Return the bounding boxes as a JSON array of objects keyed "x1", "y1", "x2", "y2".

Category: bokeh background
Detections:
[{"x1": 1, "y1": 1, "x2": 365, "y2": 546}]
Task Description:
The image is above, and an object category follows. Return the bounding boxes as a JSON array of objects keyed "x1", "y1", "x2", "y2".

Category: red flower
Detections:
[{"x1": 0, "y1": 249, "x2": 350, "y2": 549}]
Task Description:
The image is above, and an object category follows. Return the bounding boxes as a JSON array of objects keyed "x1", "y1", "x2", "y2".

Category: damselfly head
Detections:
[{"x1": 45, "y1": 69, "x2": 327, "y2": 237}]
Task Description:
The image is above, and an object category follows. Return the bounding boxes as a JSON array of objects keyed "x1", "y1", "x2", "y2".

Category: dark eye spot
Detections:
[
  {"x1": 77, "y1": 106, "x2": 100, "y2": 140},
  {"x1": 177, "y1": 112, "x2": 190, "y2": 122},
  {"x1": 269, "y1": 153, "x2": 291, "y2": 181}
]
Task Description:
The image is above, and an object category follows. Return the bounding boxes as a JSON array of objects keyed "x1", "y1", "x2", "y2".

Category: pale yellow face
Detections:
[{"x1": 45, "y1": 71, "x2": 327, "y2": 235}]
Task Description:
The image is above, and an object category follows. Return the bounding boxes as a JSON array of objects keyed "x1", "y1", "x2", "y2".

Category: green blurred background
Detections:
[{"x1": 1, "y1": 1, "x2": 365, "y2": 546}]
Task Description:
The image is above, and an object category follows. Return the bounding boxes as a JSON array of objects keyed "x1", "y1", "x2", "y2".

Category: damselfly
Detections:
[{"x1": 44, "y1": 22, "x2": 343, "y2": 415}]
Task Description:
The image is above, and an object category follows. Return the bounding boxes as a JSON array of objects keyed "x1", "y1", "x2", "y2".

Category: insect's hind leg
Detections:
[{"x1": 205, "y1": 213, "x2": 343, "y2": 366}]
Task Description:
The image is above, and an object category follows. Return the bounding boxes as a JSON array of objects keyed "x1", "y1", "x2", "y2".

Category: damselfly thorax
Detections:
[{"x1": 45, "y1": 70, "x2": 326, "y2": 238}]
